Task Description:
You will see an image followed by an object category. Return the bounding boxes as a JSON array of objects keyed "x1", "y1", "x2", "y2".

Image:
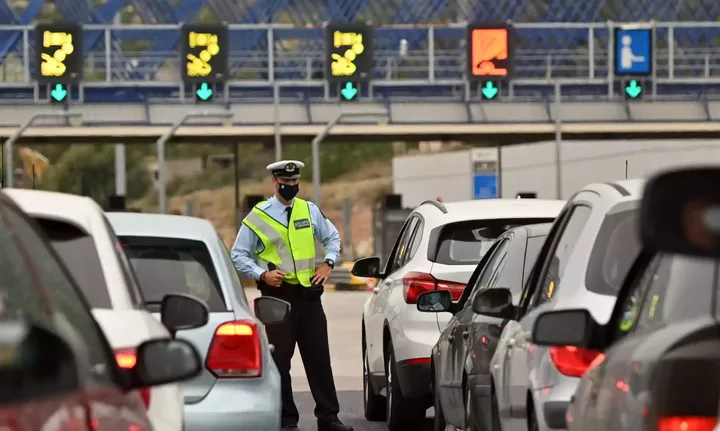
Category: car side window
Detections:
[
  {"x1": 0, "y1": 205, "x2": 53, "y2": 322},
  {"x1": 472, "y1": 238, "x2": 510, "y2": 294},
  {"x1": 613, "y1": 255, "x2": 661, "y2": 339},
  {"x1": 388, "y1": 217, "x2": 419, "y2": 274},
  {"x1": 532, "y1": 205, "x2": 592, "y2": 307},
  {"x1": 2, "y1": 205, "x2": 116, "y2": 384},
  {"x1": 102, "y1": 215, "x2": 145, "y2": 307},
  {"x1": 407, "y1": 219, "x2": 424, "y2": 261}
]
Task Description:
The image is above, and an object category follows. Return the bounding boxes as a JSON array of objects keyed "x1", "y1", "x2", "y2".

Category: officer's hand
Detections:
[
  {"x1": 312, "y1": 263, "x2": 332, "y2": 285},
  {"x1": 262, "y1": 270, "x2": 285, "y2": 287}
]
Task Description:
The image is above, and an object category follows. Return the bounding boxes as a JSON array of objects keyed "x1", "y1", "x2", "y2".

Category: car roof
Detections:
[
  {"x1": 583, "y1": 179, "x2": 645, "y2": 203},
  {"x1": 415, "y1": 199, "x2": 566, "y2": 224},
  {"x1": 526, "y1": 222, "x2": 553, "y2": 237},
  {"x1": 105, "y1": 212, "x2": 219, "y2": 243},
  {"x1": 3, "y1": 189, "x2": 102, "y2": 232}
]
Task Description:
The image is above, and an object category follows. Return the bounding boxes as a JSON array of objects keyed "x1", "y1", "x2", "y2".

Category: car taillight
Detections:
[
  {"x1": 115, "y1": 347, "x2": 151, "y2": 409},
  {"x1": 402, "y1": 272, "x2": 465, "y2": 304},
  {"x1": 658, "y1": 417, "x2": 717, "y2": 431},
  {"x1": 549, "y1": 346, "x2": 604, "y2": 378},
  {"x1": 206, "y1": 320, "x2": 261, "y2": 378}
]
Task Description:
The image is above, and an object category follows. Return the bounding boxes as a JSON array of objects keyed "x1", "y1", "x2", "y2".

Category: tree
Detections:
[{"x1": 40, "y1": 144, "x2": 152, "y2": 206}]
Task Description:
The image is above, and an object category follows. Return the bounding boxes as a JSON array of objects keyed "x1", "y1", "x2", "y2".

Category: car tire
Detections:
[
  {"x1": 386, "y1": 344, "x2": 426, "y2": 431},
  {"x1": 363, "y1": 334, "x2": 386, "y2": 421},
  {"x1": 528, "y1": 406, "x2": 540, "y2": 431},
  {"x1": 463, "y1": 382, "x2": 477, "y2": 431},
  {"x1": 432, "y1": 368, "x2": 446, "y2": 431}
]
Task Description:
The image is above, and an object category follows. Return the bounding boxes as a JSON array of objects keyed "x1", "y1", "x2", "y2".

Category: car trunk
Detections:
[
  {"x1": 428, "y1": 217, "x2": 554, "y2": 330},
  {"x1": 151, "y1": 310, "x2": 235, "y2": 403},
  {"x1": 119, "y1": 235, "x2": 233, "y2": 404}
]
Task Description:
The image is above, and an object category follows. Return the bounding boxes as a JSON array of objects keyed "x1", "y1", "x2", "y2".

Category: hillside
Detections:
[{"x1": 134, "y1": 161, "x2": 394, "y2": 256}]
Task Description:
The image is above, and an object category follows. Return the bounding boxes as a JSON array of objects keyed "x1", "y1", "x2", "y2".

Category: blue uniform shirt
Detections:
[{"x1": 231, "y1": 195, "x2": 341, "y2": 280}]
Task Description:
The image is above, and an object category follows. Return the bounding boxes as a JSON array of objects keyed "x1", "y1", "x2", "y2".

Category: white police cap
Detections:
[{"x1": 266, "y1": 160, "x2": 305, "y2": 179}]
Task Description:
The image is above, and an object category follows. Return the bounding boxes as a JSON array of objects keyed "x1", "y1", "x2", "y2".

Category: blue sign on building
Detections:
[
  {"x1": 614, "y1": 28, "x2": 652, "y2": 76},
  {"x1": 473, "y1": 174, "x2": 498, "y2": 199}
]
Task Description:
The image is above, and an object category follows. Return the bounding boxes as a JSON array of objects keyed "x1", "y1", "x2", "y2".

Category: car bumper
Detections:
[
  {"x1": 396, "y1": 361, "x2": 432, "y2": 400},
  {"x1": 184, "y1": 371, "x2": 282, "y2": 431},
  {"x1": 533, "y1": 376, "x2": 578, "y2": 431}
]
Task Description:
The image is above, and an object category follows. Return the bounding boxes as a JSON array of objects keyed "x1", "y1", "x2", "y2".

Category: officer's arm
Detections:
[
  {"x1": 310, "y1": 203, "x2": 341, "y2": 262},
  {"x1": 230, "y1": 224, "x2": 266, "y2": 280}
]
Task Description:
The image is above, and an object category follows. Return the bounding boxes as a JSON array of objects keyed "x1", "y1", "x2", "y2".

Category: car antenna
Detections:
[{"x1": 625, "y1": 160, "x2": 628, "y2": 179}]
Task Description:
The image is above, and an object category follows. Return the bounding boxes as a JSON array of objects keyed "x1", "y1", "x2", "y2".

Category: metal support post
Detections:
[
  {"x1": 4, "y1": 112, "x2": 82, "y2": 188},
  {"x1": 310, "y1": 111, "x2": 389, "y2": 206},
  {"x1": 273, "y1": 84, "x2": 282, "y2": 160},
  {"x1": 114, "y1": 144, "x2": 126, "y2": 196},
  {"x1": 156, "y1": 111, "x2": 233, "y2": 214},
  {"x1": 553, "y1": 82, "x2": 563, "y2": 200}
]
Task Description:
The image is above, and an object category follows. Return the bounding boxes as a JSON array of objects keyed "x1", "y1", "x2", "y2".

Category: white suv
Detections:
[{"x1": 352, "y1": 199, "x2": 565, "y2": 431}]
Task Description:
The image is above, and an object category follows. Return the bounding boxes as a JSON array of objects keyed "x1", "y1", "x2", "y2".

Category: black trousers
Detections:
[{"x1": 261, "y1": 283, "x2": 340, "y2": 427}]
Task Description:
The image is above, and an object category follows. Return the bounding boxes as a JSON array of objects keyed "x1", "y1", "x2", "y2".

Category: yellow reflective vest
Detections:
[{"x1": 242, "y1": 198, "x2": 316, "y2": 287}]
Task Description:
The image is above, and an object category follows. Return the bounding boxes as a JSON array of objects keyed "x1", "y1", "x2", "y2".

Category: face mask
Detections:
[{"x1": 278, "y1": 183, "x2": 299, "y2": 201}]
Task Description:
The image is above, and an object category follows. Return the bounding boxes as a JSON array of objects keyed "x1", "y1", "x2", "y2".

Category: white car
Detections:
[
  {"x1": 352, "y1": 198, "x2": 565, "y2": 431},
  {"x1": 4, "y1": 189, "x2": 188, "y2": 431}
]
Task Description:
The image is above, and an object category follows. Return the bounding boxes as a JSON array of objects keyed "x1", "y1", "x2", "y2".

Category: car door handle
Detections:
[
  {"x1": 448, "y1": 335, "x2": 455, "y2": 343},
  {"x1": 462, "y1": 331, "x2": 469, "y2": 339},
  {"x1": 373, "y1": 288, "x2": 379, "y2": 295},
  {"x1": 507, "y1": 338, "x2": 516, "y2": 347}
]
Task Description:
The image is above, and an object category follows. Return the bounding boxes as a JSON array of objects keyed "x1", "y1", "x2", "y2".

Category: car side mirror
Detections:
[
  {"x1": 160, "y1": 293, "x2": 210, "y2": 336},
  {"x1": 472, "y1": 288, "x2": 515, "y2": 319},
  {"x1": 130, "y1": 338, "x2": 201, "y2": 389},
  {"x1": 352, "y1": 256, "x2": 382, "y2": 278},
  {"x1": 0, "y1": 320, "x2": 80, "y2": 403},
  {"x1": 416, "y1": 290, "x2": 452, "y2": 313},
  {"x1": 532, "y1": 309, "x2": 597, "y2": 347},
  {"x1": 641, "y1": 167, "x2": 720, "y2": 258},
  {"x1": 254, "y1": 297, "x2": 291, "y2": 325}
]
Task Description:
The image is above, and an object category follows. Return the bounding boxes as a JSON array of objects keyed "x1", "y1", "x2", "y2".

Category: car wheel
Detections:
[
  {"x1": 363, "y1": 335, "x2": 386, "y2": 421},
  {"x1": 386, "y1": 344, "x2": 426, "y2": 431},
  {"x1": 464, "y1": 382, "x2": 477, "y2": 431},
  {"x1": 432, "y1": 368, "x2": 446, "y2": 431},
  {"x1": 528, "y1": 406, "x2": 540, "y2": 431}
]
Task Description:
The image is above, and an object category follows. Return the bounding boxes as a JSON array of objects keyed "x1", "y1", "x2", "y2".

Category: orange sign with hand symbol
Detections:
[{"x1": 466, "y1": 24, "x2": 514, "y2": 81}]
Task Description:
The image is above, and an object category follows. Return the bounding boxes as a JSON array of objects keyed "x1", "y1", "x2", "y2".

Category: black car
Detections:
[
  {"x1": 418, "y1": 223, "x2": 552, "y2": 431},
  {"x1": 532, "y1": 167, "x2": 720, "y2": 431}
]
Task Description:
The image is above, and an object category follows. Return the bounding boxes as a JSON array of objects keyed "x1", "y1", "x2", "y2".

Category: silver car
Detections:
[
  {"x1": 476, "y1": 180, "x2": 644, "y2": 431},
  {"x1": 107, "y1": 212, "x2": 282, "y2": 431}
]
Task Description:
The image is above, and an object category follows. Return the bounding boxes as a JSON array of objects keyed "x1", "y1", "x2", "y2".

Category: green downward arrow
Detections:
[
  {"x1": 196, "y1": 82, "x2": 213, "y2": 101},
  {"x1": 481, "y1": 81, "x2": 498, "y2": 99},
  {"x1": 50, "y1": 83, "x2": 67, "y2": 102},
  {"x1": 340, "y1": 82, "x2": 358, "y2": 101},
  {"x1": 625, "y1": 80, "x2": 642, "y2": 98}
]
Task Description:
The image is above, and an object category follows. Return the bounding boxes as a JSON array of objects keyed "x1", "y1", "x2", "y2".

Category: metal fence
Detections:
[{"x1": 2, "y1": 22, "x2": 720, "y2": 84}]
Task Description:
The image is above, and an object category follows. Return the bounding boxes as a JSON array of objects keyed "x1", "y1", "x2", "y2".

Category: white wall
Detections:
[
  {"x1": 500, "y1": 139, "x2": 720, "y2": 199},
  {"x1": 393, "y1": 150, "x2": 472, "y2": 207},
  {"x1": 392, "y1": 140, "x2": 720, "y2": 207}
]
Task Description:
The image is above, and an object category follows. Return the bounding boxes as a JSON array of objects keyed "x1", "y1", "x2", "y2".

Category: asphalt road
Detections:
[{"x1": 245, "y1": 289, "x2": 525, "y2": 431}]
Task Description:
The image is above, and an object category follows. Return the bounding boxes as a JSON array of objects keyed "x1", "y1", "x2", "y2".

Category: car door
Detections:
[
  {"x1": 504, "y1": 203, "x2": 592, "y2": 416},
  {"x1": 1, "y1": 204, "x2": 152, "y2": 430},
  {"x1": 366, "y1": 216, "x2": 419, "y2": 373},
  {"x1": 0, "y1": 202, "x2": 93, "y2": 431}
]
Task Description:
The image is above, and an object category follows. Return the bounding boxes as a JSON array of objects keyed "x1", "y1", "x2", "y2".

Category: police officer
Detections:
[{"x1": 231, "y1": 160, "x2": 353, "y2": 431}]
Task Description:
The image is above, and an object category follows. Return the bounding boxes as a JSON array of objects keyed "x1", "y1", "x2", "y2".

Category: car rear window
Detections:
[
  {"x1": 118, "y1": 236, "x2": 226, "y2": 311},
  {"x1": 434, "y1": 218, "x2": 554, "y2": 265},
  {"x1": 34, "y1": 218, "x2": 113, "y2": 308},
  {"x1": 585, "y1": 208, "x2": 641, "y2": 296}
]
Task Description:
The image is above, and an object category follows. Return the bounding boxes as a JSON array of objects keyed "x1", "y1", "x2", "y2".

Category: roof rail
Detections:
[{"x1": 420, "y1": 200, "x2": 448, "y2": 214}]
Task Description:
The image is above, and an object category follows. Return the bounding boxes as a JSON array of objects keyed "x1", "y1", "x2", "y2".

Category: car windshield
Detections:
[
  {"x1": 435, "y1": 218, "x2": 554, "y2": 265},
  {"x1": 585, "y1": 208, "x2": 641, "y2": 296},
  {"x1": 35, "y1": 218, "x2": 113, "y2": 308},
  {"x1": 119, "y1": 236, "x2": 227, "y2": 311}
]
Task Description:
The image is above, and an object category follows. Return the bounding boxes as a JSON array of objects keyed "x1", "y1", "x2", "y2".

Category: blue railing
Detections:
[{"x1": 0, "y1": 23, "x2": 720, "y2": 102}]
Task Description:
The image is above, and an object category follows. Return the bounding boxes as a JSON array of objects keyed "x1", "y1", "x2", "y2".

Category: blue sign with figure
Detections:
[
  {"x1": 473, "y1": 174, "x2": 498, "y2": 199},
  {"x1": 614, "y1": 28, "x2": 652, "y2": 76}
]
